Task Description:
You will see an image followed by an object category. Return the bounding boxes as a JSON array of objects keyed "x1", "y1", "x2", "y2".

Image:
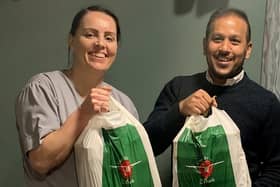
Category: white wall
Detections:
[{"x1": 0, "y1": 0, "x2": 266, "y2": 186}]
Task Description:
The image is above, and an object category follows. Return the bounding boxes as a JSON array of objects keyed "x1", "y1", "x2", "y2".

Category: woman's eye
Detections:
[
  {"x1": 84, "y1": 33, "x2": 95, "y2": 38},
  {"x1": 105, "y1": 36, "x2": 115, "y2": 42}
]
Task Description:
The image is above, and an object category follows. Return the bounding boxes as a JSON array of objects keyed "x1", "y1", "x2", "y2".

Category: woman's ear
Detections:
[{"x1": 68, "y1": 35, "x2": 73, "y2": 49}]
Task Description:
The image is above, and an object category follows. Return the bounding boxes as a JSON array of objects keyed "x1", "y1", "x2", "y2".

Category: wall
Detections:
[{"x1": 0, "y1": 0, "x2": 266, "y2": 186}]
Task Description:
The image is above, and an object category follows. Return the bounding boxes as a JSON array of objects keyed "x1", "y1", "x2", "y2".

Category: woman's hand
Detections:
[{"x1": 80, "y1": 85, "x2": 112, "y2": 119}]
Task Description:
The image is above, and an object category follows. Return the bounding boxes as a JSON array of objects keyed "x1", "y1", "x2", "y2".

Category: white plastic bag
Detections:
[
  {"x1": 172, "y1": 107, "x2": 251, "y2": 187},
  {"x1": 75, "y1": 96, "x2": 161, "y2": 187}
]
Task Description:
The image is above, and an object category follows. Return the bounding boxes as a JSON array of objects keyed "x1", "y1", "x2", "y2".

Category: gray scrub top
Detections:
[{"x1": 15, "y1": 70, "x2": 139, "y2": 187}]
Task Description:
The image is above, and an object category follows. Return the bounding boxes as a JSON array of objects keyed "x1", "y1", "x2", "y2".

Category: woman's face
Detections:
[{"x1": 69, "y1": 11, "x2": 118, "y2": 73}]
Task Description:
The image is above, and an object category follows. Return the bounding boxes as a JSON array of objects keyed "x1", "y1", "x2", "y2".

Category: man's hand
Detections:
[{"x1": 179, "y1": 89, "x2": 217, "y2": 116}]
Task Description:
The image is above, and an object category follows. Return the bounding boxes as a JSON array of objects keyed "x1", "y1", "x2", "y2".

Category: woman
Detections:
[{"x1": 15, "y1": 5, "x2": 138, "y2": 187}]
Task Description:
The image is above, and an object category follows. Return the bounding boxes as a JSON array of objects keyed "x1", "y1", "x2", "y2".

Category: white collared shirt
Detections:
[{"x1": 206, "y1": 70, "x2": 244, "y2": 86}]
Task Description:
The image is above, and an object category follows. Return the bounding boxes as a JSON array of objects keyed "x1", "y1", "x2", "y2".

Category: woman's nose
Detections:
[{"x1": 94, "y1": 39, "x2": 105, "y2": 48}]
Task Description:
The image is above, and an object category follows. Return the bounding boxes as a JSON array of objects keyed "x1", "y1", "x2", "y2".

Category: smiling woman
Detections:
[
  {"x1": 68, "y1": 11, "x2": 118, "y2": 79},
  {"x1": 15, "y1": 5, "x2": 139, "y2": 187}
]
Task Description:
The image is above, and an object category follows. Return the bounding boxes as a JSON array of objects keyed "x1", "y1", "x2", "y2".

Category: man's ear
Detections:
[{"x1": 245, "y1": 41, "x2": 253, "y2": 59}]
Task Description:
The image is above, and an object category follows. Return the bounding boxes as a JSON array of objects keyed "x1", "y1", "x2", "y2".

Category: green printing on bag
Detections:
[
  {"x1": 102, "y1": 124, "x2": 154, "y2": 187},
  {"x1": 177, "y1": 125, "x2": 236, "y2": 187}
]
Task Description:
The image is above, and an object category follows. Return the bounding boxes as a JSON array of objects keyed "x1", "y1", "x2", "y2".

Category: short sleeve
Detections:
[{"x1": 15, "y1": 75, "x2": 60, "y2": 155}]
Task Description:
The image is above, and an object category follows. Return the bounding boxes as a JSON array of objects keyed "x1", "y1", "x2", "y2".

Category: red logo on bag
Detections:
[
  {"x1": 198, "y1": 160, "x2": 224, "y2": 179},
  {"x1": 112, "y1": 160, "x2": 142, "y2": 181},
  {"x1": 186, "y1": 160, "x2": 224, "y2": 180},
  {"x1": 119, "y1": 160, "x2": 133, "y2": 179},
  {"x1": 199, "y1": 160, "x2": 213, "y2": 179}
]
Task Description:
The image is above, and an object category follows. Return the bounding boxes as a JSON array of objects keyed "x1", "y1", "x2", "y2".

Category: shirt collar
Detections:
[{"x1": 206, "y1": 70, "x2": 244, "y2": 86}]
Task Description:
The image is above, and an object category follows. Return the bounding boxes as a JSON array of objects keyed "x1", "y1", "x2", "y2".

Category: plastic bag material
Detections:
[
  {"x1": 172, "y1": 107, "x2": 251, "y2": 187},
  {"x1": 75, "y1": 96, "x2": 161, "y2": 187}
]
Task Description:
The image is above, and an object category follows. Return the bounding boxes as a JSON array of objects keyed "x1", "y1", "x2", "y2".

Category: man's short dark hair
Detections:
[{"x1": 205, "y1": 8, "x2": 251, "y2": 43}]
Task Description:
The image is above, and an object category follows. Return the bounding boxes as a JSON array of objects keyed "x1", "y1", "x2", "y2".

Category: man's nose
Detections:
[{"x1": 219, "y1": 40, "x2": 231, "y2": 51}]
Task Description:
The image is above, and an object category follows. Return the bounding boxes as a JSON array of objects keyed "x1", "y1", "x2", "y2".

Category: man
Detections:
[{"x1": 144, "y1": 8, "x2": 280, "y2": 186}]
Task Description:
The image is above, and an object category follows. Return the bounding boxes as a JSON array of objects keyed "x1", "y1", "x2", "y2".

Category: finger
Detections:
[
  {"x1": 91, "y1": 91, "x2": 110, "y2": 103},
  {"x1": 94, "y1": 86, "x2": 112, "y2": 97},
  {"x1": 100, "y1": 103, "x2": 110, "y2": 112},
  {"x1": 91, "y1": 98, "x2": 109, "y2": 107},
  {"x1": 99, "y1": 85, "x2": 112, "y2": 92},
  {"x1": 91, "y1": 91, "x2": 110, "y2": 99},
  {"x1": 93, "y1": 104, "x2": 102, "y2": 113},
  {"x1": 200, "y1": 92, "x2": 213, "y2": 105},
  {"x1": 192, "y1": 95, "x2": 211, "y2": 115},
  {"x1": 198, "y1": 96, "x2": 211, "y2": 109},
  {"x1": 188, "y1": 106, "x2": 203, "y2": 115},
  {"x1": 195, "y1": 102, "x2": 209, "y2": 115},
  {"x1": 91, "y1": 95, "x2": 110, "y2": 103},
  {"x1": 211, "y1": 96, "x2": 218, "y2": 107},
  {"x1": 92, "y1": 86, "x2": 111, "y2": 95}
]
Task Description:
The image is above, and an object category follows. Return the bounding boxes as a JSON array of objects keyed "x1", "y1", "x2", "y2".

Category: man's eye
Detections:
[
  {"x1": 213, "y1": 37, "x2": 222, "y2": 43},
  {"x1": 231, "y1": 39, "x2": 240, "y2": 45}
]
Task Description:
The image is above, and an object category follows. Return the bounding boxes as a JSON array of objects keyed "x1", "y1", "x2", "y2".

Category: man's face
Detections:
[{"x1": 203, "y1": 15, "x2": 252, "y2": 84}]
